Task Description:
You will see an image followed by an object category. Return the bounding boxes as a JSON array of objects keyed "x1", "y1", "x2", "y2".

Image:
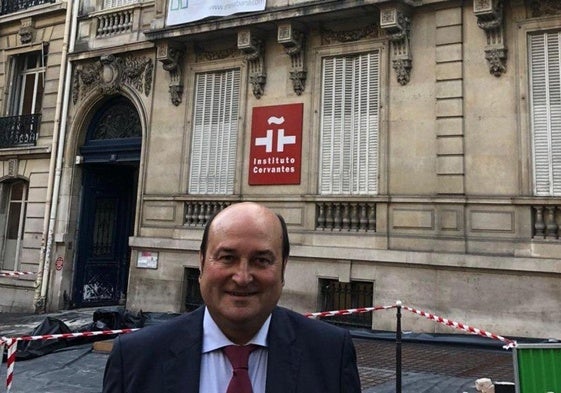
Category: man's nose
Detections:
[{"x1": 232, "y1": 260, "x2": 253, "y2": 285}]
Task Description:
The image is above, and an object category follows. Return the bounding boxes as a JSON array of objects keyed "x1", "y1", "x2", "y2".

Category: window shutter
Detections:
[
  {"x1": 530, "y1": 32, "x2": 561, "y2": 196},
  {"x1": 320, "y1": 51, "x2": 379, "y2": 195},
  {"x1": 189, "y1": 69, "x2": 240, "y2": 194}
]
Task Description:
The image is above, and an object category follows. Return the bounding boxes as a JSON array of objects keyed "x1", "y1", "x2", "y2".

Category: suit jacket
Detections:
[{"x1": 102, "y1": 306, "x2": 361, "y2": 393}]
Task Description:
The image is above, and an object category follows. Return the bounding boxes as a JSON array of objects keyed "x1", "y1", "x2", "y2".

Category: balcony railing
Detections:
[
  {"x1": 0, "y1": 114, "x2": 40, "y2": 148},
  {"x1": 184, "y1": 199, "x2": 377, "y2": 232},
  {"x1": 316, "y1": 201, "x2": 376, "y2": 232},
  {"x1": 532, "y1": 205, "x2": 561, "y2": 240},
  {"x1": 184, "y1": 201, "x2": 232, "y2": 227},
  {"x1": 96, "y1": 8, "x2": 134, "y2": 37},
  {"x1": 1, "y1": 0, "x2": 55, "y2": 15}
]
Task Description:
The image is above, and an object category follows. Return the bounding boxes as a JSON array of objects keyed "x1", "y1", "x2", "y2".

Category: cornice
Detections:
[{"x1": 145, "y1": 0, "x2": 396, "y2": 41}]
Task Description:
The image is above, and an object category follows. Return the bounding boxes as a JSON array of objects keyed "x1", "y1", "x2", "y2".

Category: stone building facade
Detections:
[
  {"x1": 2, "y1": 0, "x2": 561, "y2": 340},
  {"x1": 0, "y1": 0, "x2": 69, "y2": 311}
]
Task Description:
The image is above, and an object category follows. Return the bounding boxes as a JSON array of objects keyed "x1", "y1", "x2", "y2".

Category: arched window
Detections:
[{"x1": 79, "y1": 96, "x2": 142, "y2": 163}]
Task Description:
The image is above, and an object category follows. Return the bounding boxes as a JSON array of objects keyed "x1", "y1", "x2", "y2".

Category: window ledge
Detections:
[{"x1": 0, "y1": 145, "x2": 51, "y2": 157}]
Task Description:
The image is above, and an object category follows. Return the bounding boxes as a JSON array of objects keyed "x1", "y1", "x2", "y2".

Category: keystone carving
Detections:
[
  {"x1": 19, "y1": 18, "x2": 35, "y2": 44},
  {"x1": 474, "y1": 0, "x2": 507, "y2": 77},
  {"x1": 72, "y1": 54, "x2": 153, "y2": 104}
]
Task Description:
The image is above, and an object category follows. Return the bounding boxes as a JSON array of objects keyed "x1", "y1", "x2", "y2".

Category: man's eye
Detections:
[
  {"x1": 254, "y1": 257, "x2": 273, "y2": 266},
  {"x1": 218, "y1": 255, "x2": 235, "y2": 263}
]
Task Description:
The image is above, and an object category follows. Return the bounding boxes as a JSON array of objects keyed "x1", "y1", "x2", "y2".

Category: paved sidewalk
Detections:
[{"x1": 1, "y1": 309, "x2": 516, "y2": 393}]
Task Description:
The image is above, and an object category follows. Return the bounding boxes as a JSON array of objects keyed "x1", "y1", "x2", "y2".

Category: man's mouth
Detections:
[{"x1": 227, "y1": 291, "x2": 257, "y2": 297}]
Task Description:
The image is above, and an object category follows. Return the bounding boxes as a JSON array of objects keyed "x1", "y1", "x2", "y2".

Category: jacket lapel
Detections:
[
  {"x1": 265, "y1": 307, "x2": 301, "y2": 393},
  {"x1": 162, "y1": 307, "x2": 204, "y2": 393}
]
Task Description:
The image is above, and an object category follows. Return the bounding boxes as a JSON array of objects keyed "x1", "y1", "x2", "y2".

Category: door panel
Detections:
[{"x1": 73, "y1": 165, "x2": 136, "y2": 307}]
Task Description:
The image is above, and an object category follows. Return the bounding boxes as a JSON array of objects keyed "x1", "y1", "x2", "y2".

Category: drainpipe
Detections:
[{"x1": 33, "y1": 0, "x2": 76, "y2": 313}]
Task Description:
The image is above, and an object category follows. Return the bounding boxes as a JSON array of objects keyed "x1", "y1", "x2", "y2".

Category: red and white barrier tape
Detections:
[
  {"x1": 0, "y1": 271, "x2": 36, "y2": 278},
  {"x1": 304, "y1": 305, "x2": 396, "y2": 319},
  {"x1": 1, "y1": 304, "x2": 518, "y2": 391},
  {"x1": 402, "y1": 305, "x2": 517, "y2": 349},
  {"x1": 2, "y1": 329, "x2": 138, "y2": 392},
  {"x1": 10, "y1": 328, "x2": 138, "y2": 343}
]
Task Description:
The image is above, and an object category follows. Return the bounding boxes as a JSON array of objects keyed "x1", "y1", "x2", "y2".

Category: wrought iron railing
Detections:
[
  {"x1": 320, "y1": 278, "x2": 373, "y2": 328},
  {"x1": 1, "y1": 0, "x2": 55, "y2": 15},
  {"x1": 0, "y1": 114, "x2": 40, "y2": 148}
]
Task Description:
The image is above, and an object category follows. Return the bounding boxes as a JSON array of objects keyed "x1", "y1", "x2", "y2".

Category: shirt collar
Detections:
[{"x1": 202, "y1": 307, "x2": 271, "y2": 354}]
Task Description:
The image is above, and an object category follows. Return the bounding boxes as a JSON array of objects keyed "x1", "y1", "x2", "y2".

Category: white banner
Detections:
[{"x1": 167, "y1": 0, "x2": 266, "y2": 26}]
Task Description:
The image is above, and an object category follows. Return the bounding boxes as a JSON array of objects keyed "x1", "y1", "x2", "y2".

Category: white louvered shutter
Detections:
[
  {"x1": 530, "y1": 32, "x2": 561, "y2": 196},
  {"x1": 189, "y1": 69, "x2": 240, "y2": 194},
  {"x1": 319, "y1": 51, "x2": 379, "y2": 195}
]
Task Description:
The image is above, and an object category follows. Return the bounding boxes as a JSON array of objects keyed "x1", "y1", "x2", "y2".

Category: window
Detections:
[
  {"x1": 319, "y1": 51, "x2": 380, "y2": 195},
  {"x1": 319, "y1": 278, "x2": 373, "y2": 328},
  {"x1": 184, "y1": 268, "x2": 203, "y2": 312},
  {"x1": 529, "y1": 31, "x2": 561, "y2": 196},
  {"x1": 0, "y1": 50, "x2": 45, "y2": 148},
  {"x1": 189, "y1": 69, "x2": 240, "y2": 194},
  {"x1": 103, "y1": 0, "x2": 137, "y2": 9},
  {"x1": 7, "y1": 50, "x2": 45, "y2": 117},
  {"x1": 0, "y1": 181, "x2": 28, "y2": 271}
]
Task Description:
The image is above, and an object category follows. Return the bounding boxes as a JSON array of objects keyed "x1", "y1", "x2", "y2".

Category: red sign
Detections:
[
  {"x1": 55, "y1": 256, "x2": 64, "y2": 271},
  {"x1": 249, "y1": 103, "x2": 303, "y2": 185}
]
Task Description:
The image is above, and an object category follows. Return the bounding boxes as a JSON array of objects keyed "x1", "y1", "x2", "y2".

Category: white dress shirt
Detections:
[{"x1": 199, "y1": 308, "x2": 270, "y2": 393}]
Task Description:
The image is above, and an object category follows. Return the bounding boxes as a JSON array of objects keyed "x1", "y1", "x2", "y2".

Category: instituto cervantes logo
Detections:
[{"x1": 249, "y1": 103, "x2": 303, "y2": 185}]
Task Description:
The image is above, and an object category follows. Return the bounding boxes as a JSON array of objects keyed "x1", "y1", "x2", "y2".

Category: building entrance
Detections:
[{"x1": 71, "y1": 95, "x2": 141, "y2": 307}]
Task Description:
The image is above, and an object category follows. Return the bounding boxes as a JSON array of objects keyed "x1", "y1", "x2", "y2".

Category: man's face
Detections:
[{"x1": 199, "y1": 203, "x2": 285, "y2": 343}]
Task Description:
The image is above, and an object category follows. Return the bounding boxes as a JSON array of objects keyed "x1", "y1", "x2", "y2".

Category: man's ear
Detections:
[{"x1": 198, "y1": 251, "x2": 205, "y2": 280}]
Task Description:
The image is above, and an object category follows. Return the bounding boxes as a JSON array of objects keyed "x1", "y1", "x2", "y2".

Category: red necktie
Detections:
[{"x1": 222, "y1": 345, "x2": 257, "y2": 393}]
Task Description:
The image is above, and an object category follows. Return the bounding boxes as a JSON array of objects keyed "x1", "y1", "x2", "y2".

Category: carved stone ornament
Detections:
[
  {"x1": 320, "y1": 24, "x2": 380, "y2": 45},
  {"x1": 157, "y1": 41, "x2": 185, "y2": 106},
  {"x1": 278, "y1": 22, "x2": 307, "y2": 95},
  {"x1": 474, "y1": 0, "x2": 507, "y2": 77},
  {"x1": 72, "y1": 54, "x2": 153, "y2": 104},
  {"x1": 19, "y1": 18, "x2": 35, "y2": 44},
  {"x1": 528, "y1": 0, "x2": 561, "y2": 17},
  {"x1": 380, "y1": 7, "x2": 412, "y2": 85},
  {"x1": 195, "y1": 46, "x2": 238, "y2": 62},
  {"x1": 238, "y1": 29, "x2": 266, "y2": 99},
  {"x1": 8, "y1": 159, "x2": 18, "y2": 177},
  {"x1": 485, "y1": 48, "x2": 507, "y2": 77},
  {"x1": 393, "y1": 58, "x2": 412, "y2": 86}
]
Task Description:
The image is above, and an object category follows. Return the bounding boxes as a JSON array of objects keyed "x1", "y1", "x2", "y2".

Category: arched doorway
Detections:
[{"x1": 72, "y1": 95, "x2": 141, "y2": 307}]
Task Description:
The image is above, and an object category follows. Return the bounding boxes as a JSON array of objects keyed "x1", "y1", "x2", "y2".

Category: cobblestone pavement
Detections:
[{"x1": 354, "y1": 338, "x2": 514, "y2": 392}]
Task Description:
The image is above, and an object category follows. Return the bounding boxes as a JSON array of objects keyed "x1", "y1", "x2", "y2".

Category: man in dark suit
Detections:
[{"x1": 102, "y1": 202, "x2": 361, "y2": 393}]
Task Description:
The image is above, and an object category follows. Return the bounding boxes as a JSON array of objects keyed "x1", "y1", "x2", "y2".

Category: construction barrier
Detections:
[
  {"x1": 1, "y1": 303, "x2": 517, "y2": 392},
  {"x1": 514, "y1": 343, "x2": 561, "y2": 393}
]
